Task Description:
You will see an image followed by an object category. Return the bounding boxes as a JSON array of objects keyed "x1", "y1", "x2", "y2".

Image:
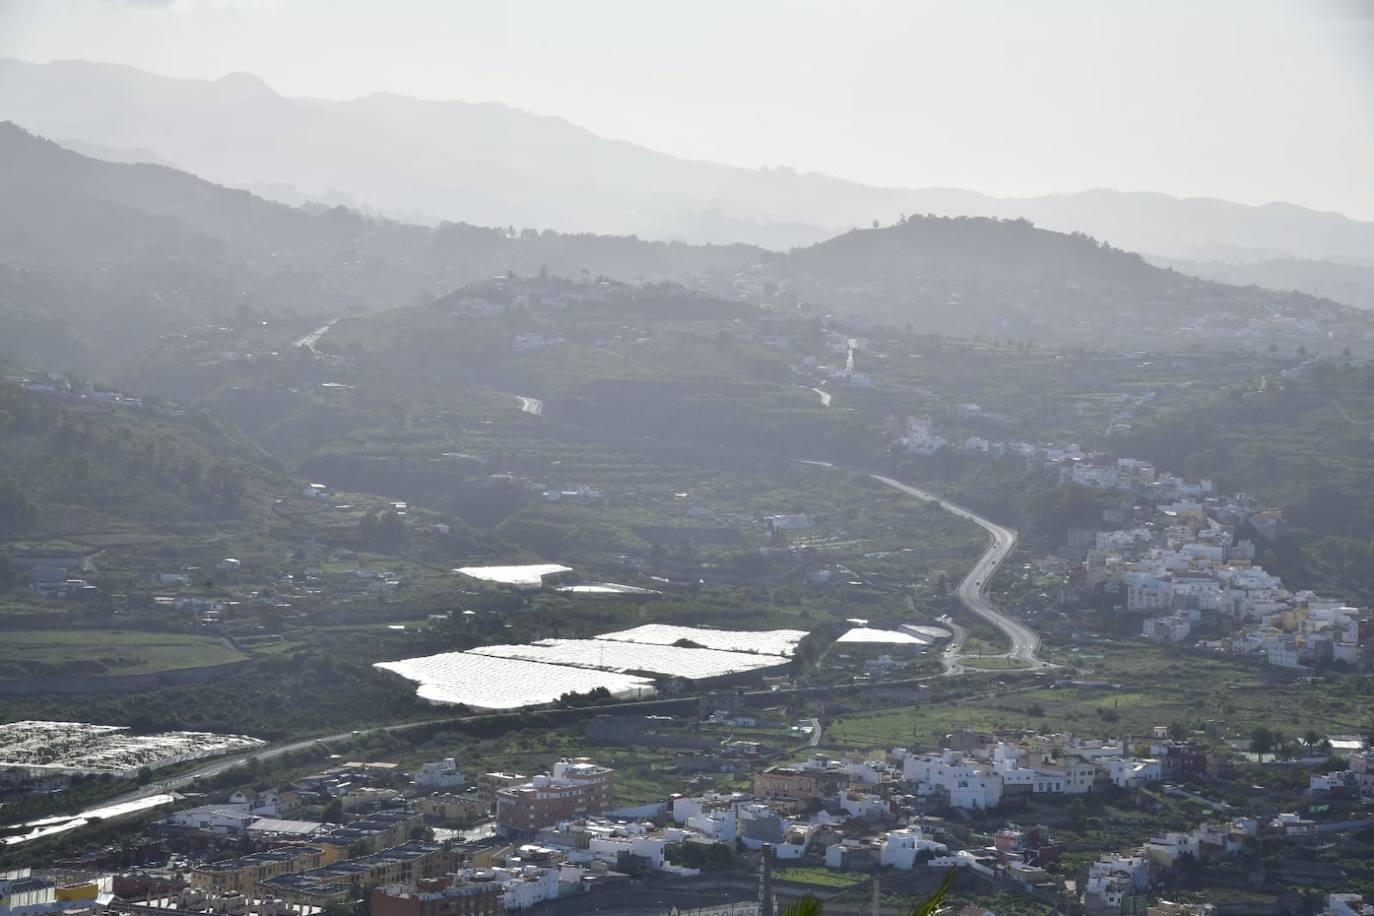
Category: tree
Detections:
[
  {"x1": 1251, "y1": 726, "x2": 1275, "y2": 759},
  {"x1": 322, "y1": 798, "x2": 344, "y2": 823},
  {"x1": 0, "y1": 478, "x2": 38, "y2": 539},
  {"x1": 0, "y1": 552, "x2": 15, "y2": 591},
  {"x1": 1168, "y1": 721, "x2": 1188, "y2": 742}
]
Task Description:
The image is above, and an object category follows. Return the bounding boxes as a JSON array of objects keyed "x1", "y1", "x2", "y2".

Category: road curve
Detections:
[{"x1": 868, "y1": 474, "x2": 1047, "y2": 670}]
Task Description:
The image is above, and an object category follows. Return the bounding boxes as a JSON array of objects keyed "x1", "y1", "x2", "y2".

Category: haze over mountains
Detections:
[
  {"x1": 0, "y1": 122, "x2": 758, "y2": 373},
  {"x1": 3, "y1": 56, "x2": 1373, "y2": 301},
  {"x1": 3, "y1": 117, "x2": 1370, "y2": 383}
]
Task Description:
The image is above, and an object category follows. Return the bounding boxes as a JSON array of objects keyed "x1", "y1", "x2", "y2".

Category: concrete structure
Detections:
[
  {"x1": 414, "y1": 759, "x2": 465, "y2": 790},
  {"x1": 477, "y1": 774, "x2": 525, "y2": 813},
  {"x1": 259, "y1": 843, "x2": 454, "y2": 907},
  {"x1": 191, "y1": 848, "x2": 325, "y2": 897},
  {"x1": 415, "y1": 794, "x2": 484, "y2": 828},
  {"x1": 495, "y1": 760, "x2": 614, "y2": 837},
  {"x1": 751, "y1": 765, "x2": 845, "y2": 802},
  {"x1": 1, "y1": 869, "x2": 112, "y2": 916},
  {"x1": 370, "y1": 882, "x2": 500, "y2": 916}
]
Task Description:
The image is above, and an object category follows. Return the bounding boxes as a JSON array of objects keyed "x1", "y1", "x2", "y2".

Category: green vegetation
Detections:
[
  {"x1": 782, "y1": 865, "x2": 953, "y2": 916},
  {"x1": 1123, "y1": 360, "x2": 1374, "y2": 602},
  {"x1": 0, "y1": 651, "x2": 426, "y2": 740},
  {"x1": 774, "y1": 866, "x2": 867, "y2": 888},
  {"x1": 0, "y1": 630, "x2": 245, "y2": 679},
  {"x1": 957, "y1": 656, "x2": 1030, "y2": 670},
  {"x1": 825, "y1": 643, "x2": 1372, "y2": 753},
  {"x1": 0, "y1": 382, "x2": 280, "y2": 530}
]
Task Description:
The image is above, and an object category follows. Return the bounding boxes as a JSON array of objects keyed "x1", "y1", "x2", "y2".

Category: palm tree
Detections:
[{"x1": 780, "y1": 867, "x2": 955, "y2": 916}]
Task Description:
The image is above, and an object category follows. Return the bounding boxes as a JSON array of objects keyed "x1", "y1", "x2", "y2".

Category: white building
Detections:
[
  {"x1": 1142, "y1": 613, "x2": 1191, "y2": 643},
  {"x1": 415, "y1": 758, "x2": 465, "y2": 789},
  {"x1": 879, "y1": 827, "x2": 947, "y2": 869},
  {"x1": 902, "y1": 752, "x2": 1003, "y2": 809},
  {"x1": 164, "y1": 804, "x2": 255, "y2": 834},
  {"x1": 491, "y1": 866, "x2": 559, "y2": 911},
  {"x1": 1083, "y1": 854, "x2": 1149, "y2": 913},
  {"x1": 1108, "y1": 758, "x2": 1162, "y2": 789},
  {"x1": 1144, "y1": 832, "x2": 1201, "y2": 867}
]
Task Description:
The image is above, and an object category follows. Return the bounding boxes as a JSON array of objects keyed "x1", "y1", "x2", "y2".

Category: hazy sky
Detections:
[{"x1": 3, "y1": 0, "x2": 1373, "y2": 217}]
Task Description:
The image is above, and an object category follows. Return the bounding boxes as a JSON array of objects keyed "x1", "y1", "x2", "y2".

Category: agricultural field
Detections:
[
  {"x1": 378, "y1": 624, "x2": 805, "y2": 709},
  {"x1": 0, "y1": 720, "x2": 263, "y2": 776},
  {"x1": 823, "y1": 642, "x2": 1374, "y2": 752},
  {"x1": 375, "y1": 651, "x2": 657, "y2": 709},
  {"x1": 595, "y1": 624, "x2": 806, "y2": 656},
  {"x1": 0, "y1": 630, "x2": 247, "y2": 679},
  {"x1": 469, "y1": 638, "x2": 790, "y2": 678}
]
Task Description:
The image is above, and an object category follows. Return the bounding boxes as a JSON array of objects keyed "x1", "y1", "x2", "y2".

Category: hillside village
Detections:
[{"x1": 883, "y1": 416, "x2": 1374, "y2": 674}]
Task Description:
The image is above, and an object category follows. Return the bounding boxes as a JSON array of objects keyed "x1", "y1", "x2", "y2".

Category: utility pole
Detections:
[{"x1": 871, "y1": 873, "x2": 881, "y2": 916}]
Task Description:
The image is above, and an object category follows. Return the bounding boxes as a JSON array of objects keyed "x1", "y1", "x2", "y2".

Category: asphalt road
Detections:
[{"x1": 868, "y1": 474, "x2": 1048, "y2": 672}]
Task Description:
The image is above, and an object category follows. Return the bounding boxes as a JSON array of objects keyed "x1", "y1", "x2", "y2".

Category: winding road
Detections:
[
  {"x1": 868, "y1": 473, "x2": 1047, "y2": 673},
  {"x1": 794, "y1": 460, "x2": 1048, "y2": 671}
]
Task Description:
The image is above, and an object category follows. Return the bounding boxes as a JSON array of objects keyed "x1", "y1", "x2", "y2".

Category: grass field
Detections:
[
  {"x1": 774, "y1": 867, "x2": 867, "y2": 888},
  {"x1": 0, "y1": 630, "x2": 247, "y2": 679},
  {"x1": 823, "y1": 642, "x2": 1374, "y2": 752},
  {"x1": 958, "y1": 656, "x2": 1031, "y2": 670}
]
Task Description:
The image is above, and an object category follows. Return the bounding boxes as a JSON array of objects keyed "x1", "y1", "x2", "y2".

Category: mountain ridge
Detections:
[{"x1": 4, "y1": 57, "x2": 1374, "y2": 261}]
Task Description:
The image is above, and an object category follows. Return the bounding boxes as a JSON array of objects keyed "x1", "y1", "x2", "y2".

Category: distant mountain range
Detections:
[
  {"x1": 0, "y1": 122, "x2": 759, "y2": 373},
  {"x1": 3, "y1": 57, "x2": 1373, "y2": 272},
  {"x1": 2, "y1": 119, "x2": 1369, "y2": 378}
]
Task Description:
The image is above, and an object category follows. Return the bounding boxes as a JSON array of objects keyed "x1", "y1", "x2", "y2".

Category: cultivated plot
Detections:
[
  {"x1": 0, "y1": 720, "x2": 264, "y2": 776},
  {"x1": 468, "y1": 638, "x2": 789, "y2": 679}
]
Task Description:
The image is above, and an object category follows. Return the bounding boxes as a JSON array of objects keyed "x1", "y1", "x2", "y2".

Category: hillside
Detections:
[
  {"x1": 1148, "y1": 255, "x2": 1374, "y2": 312},
  {"x1": 0, "y1": 123, "x2": 762, "y2": 375},
  {"x1": 0, "y1": 378, "x2": 286, "y2": 550},
  {"x1": 5, "y1": 120, "x2": 1369, "y2": 375},
  {"x1": 1117, "y1": 360, "x2": 1374, "y2": 604},
  {"x1": 777, "y1": 215, "x2": 1374, "y2": 351},
  {"x1": 902, "y1": 188, "x2": 1374, "y2": 264},
  {"x1": 5, "y1": 59, "x2": 1374, "y2": 261}
]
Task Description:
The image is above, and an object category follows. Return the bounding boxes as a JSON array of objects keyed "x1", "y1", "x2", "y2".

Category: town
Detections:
[
  {"x1": 4, "y1": 716, "x2": 1374, "y2": 916},
  {"x1": 4, "y1": 6, "x2": 1374, "y2": 916}
]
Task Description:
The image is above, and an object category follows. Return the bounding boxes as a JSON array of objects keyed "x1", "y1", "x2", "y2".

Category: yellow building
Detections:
[{"x1": 190, "y1": 847, "x2": 324, "y2": 895}]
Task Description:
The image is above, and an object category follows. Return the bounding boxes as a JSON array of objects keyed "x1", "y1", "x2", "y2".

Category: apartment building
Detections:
[
  {"x1": 370, "y1": 881, "x2": 501, "y2": 916},
  {"x1": 495, "y1": 759, "x2": 614, "y2": 837},
  {"x1": 190, "y1": 847, "x2": 325, "y2": 895},
  {"x1": 259, "y1": 842, "x2": 454, "y2": 907}
]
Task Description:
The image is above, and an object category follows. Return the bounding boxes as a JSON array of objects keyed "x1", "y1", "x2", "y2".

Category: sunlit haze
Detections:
[
  {"x1": 2, "y1": 0, "x2": 1373, "y2": 216},
  {"x1": 4, "y1": 1, "x2": 1374, "y2": 907}
]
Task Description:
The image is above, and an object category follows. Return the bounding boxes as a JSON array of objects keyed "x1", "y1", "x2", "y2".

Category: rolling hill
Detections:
[{"x1": 778, "y1": 215, "x2": 1374, "y2": 351}]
